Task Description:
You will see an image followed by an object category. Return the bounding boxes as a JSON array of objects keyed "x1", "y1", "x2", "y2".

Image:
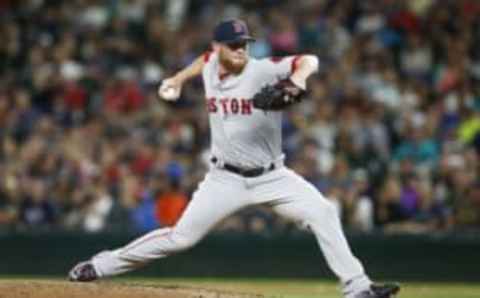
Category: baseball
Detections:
[
  {"x1": 159, "y1": 82, "x2": 180, "y2": 101},
  {"x1": 158, "y1": 80, "x2": 180, "y2": 101},
  {"x1": 160, "y1": 86, "x2": 176, "y2": 100}
]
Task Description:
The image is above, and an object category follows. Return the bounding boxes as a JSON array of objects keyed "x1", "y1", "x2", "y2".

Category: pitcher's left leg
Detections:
[{"x1": 258, "y1": 168, "x2": 371, "y2": 295}]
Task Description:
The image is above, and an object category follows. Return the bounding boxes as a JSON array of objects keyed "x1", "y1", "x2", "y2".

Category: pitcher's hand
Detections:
[{"x1": 158, "y1": 77, "x2": 182, "y2": 101}]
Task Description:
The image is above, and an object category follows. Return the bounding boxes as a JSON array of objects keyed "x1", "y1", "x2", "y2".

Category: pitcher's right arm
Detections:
[{"x1": 158, "y1": 54, "x2": 207, "y2": 101}]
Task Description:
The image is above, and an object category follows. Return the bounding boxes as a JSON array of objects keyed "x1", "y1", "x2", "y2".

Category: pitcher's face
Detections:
[{"x1": 216, "y1": 40, "x2": 249, "y2": 74}]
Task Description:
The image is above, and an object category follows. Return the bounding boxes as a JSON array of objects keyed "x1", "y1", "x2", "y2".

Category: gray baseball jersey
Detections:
[{"x1": 202, "y1": 52, "x2": 301, "y2": 168}]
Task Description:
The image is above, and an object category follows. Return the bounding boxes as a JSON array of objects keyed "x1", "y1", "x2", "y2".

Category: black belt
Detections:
[{"x1": 211, "y1": 157, "x2": 275, "y2": 178}]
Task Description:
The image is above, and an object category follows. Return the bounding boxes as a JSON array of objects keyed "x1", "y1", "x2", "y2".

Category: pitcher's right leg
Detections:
[{"x1": 69, "y1": 169, "x2": 248, "y2": 280}]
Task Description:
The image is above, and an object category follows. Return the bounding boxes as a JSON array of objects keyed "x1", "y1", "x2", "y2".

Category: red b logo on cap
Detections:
[{"x1": 233, "y1": 21, "x2": 245, "y2": 34}]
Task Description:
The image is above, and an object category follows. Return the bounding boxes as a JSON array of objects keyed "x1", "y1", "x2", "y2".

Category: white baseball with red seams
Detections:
[
  {"x1": 90, "y1": 52, "x2": 372, "y2": 297},
  {"x1": 158, "y1": 80, "x2": 181, "y2": 101}
]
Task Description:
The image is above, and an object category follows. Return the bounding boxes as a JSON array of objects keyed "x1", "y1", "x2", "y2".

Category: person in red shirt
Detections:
[{"x1": 155, "y1": 180, "x2": 187, "y2": 227}]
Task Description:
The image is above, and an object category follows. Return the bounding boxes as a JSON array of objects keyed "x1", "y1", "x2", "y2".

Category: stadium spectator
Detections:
[
  {"x1": 155, "y1": 182, "x2": 188, "y2": 227},
  {"x1": 0, "y1": 0, "x2": 478, "y2": 235}
]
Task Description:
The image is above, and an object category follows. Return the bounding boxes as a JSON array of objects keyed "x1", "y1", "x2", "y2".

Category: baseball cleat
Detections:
[
  {"x1": 68, "y1": 261, "x2": 98, "y2": 282},
  {"x1": 353, "y1": 283, "x2": 400, "y2": 298}
]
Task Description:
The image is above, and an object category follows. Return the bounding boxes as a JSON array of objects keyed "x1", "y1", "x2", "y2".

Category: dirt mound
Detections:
[{"x1": 0, "y1": 281, "x2": 264, "y2": 298}]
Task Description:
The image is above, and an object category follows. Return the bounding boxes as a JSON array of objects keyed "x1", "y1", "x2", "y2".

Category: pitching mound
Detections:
[{"x1": 0, "y1": 281, "x2": 264, "y2": 298}]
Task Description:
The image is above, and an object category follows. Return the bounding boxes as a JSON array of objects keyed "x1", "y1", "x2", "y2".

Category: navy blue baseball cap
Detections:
[{"x1": 213, "y1": 19, "x2": 255, "y2": 44}]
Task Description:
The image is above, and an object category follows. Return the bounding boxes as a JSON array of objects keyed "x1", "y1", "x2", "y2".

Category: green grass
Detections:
[
  {"x1": 119, "y1": 277, "x2": 480, "y2": 298},
  {"x1": 1, "y1": 277, "x2": 479, "y2": 298}
]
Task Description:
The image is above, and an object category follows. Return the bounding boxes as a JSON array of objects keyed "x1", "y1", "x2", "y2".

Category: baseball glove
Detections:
[{"x1": 252, "y1": 78, "x2": 306, "y2": 111}]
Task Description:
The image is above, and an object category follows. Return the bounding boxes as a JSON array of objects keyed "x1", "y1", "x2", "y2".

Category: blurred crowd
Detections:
[{"x1": 0, "y1": 0, "x2": 479, "y2": 235}]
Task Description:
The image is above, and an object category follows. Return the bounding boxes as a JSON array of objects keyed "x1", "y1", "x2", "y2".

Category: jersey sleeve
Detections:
[
  {"x1": 259, "y1": 55, "x2": 302, "y2": 80},
  {"x1": 201, "y1": 51, "x2": 217, "y2": 79},
  {"x1": 203, "y1": 51, "x2": 213, "y2": 63}
]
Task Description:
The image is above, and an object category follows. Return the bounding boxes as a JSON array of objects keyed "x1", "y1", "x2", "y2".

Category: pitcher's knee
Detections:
[
  {"x1": 323, "y1": 199, "x2": 339, "y2": 216},
  {"x1": 305, "y1": 198, "x2": 340, "y2": 224},
  {"x1": 167, "y1": 230, "x2": 199, "y2": 253}
]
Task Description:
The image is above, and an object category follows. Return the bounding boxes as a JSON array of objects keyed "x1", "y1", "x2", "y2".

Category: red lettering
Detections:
[
  {"x1": 240, "y1": 99, "x2": 252, "y2": 114},
  {"x1": 207, "y1": 97, "x2": 217, "y2": 113},
  {"x1": 219, "y1": 98, "x2": 229, "y2": 114},
  {"x1": 206, "y1": 98, "x2": 252, "y2": 115},
  {"x1": 230, "y1": 98, "x2": 239, "y2": 114}
]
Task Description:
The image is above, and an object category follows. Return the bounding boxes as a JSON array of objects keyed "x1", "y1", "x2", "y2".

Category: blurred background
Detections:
[{"x1": 0, "y1": 0, "x2": 480, "y2": 281}]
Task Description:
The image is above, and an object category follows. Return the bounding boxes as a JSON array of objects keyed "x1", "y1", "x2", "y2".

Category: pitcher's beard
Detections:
[{"x1": 219, "y1": 55, "x2": 247, "y2": 74}]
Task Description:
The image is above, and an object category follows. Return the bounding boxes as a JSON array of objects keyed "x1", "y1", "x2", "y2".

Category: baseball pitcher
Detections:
[{"x1": 69, "y1": 20, "x2": 400, "y2": 298}]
